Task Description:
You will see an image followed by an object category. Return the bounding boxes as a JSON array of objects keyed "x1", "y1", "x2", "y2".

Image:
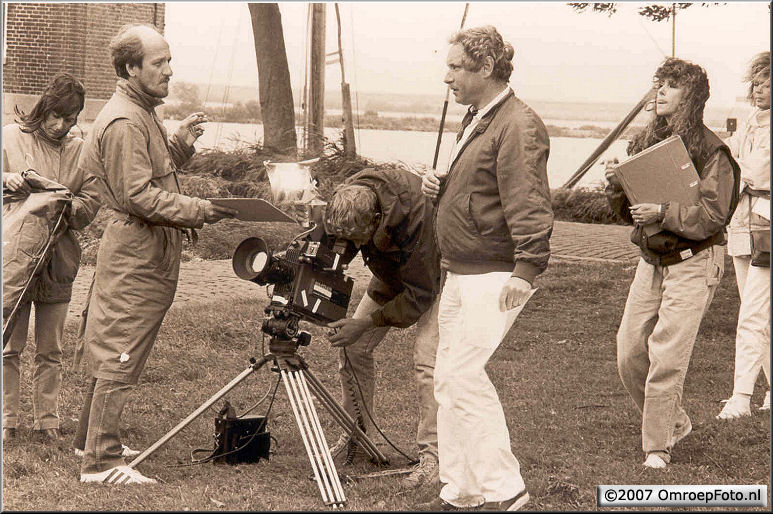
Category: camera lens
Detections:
[{"x1": 249, "y1": 251, "x2": 269, "y2": 273}]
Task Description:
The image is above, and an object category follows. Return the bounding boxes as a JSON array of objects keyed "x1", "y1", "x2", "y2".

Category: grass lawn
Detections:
[{"x1": 2, "y1": 257, "x2": 769, "y2": 511}]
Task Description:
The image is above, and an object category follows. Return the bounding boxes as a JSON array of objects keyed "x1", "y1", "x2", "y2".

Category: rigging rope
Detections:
[
  {"x1": 347, "y1": 4, "x2": 362, "y2": 151},
  {"x1": 212, "y1": 12, "x2": 242, "y2": 148}
]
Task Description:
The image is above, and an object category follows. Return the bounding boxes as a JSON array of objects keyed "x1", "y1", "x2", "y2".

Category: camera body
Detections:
[{"x1": 233, "y1": 224, "x2": 357, "y2": 333}]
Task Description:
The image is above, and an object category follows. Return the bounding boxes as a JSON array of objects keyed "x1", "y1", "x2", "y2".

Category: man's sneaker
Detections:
[
  {"x1": 760, "y1": 391, "x2": 770, "y2": 411},
  {"x1": 328, "y1": 433, "x2": 350, "y2": 457},
  {"x1": 482, "y1": 490, "x2": 530, "y2": 511},
  {"x1": 74, "y1": 445, "x2": 141, "y2": 458},
  {"x1": 329, "y1": 433, "x2": 367, "y2": 465},
  {"x1": 418, "y1": 497, "x2": 483, "y2": 511},
  {"x1": 121, "y1": 445, "x2": 141, "y2": 458},
  {"x1": 643, "y1": 454, "x2": 667, "y2": 469},
  {"x1": 716, "y1": 394, "x2": 752, "y2": 420},
  {"x1": 80, "y1": 465, "x2": 156, "y2": 484},
  {"x1": 669, "y1": 419, "x2": 692, "y2": 449},
  {"x1": 402, "y1": 454, "x2": 439, "y2": 488}
]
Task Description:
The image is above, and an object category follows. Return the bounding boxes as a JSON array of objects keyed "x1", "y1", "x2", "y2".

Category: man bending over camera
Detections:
[{"x1": 324, "y1": 167, "x2": 441, "y2": 489}]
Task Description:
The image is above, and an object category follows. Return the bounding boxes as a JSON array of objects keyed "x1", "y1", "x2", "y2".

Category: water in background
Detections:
[{"x1": 164, "y1": 120, "x2": 629, "y2": 189}]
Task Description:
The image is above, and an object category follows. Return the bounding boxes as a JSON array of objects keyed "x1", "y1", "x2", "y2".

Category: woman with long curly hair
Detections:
[
  {"x1": 604, "y1": 58, "x2": 740, "y2": 469},
  {"x1": 717, "y1": 51, "x2": 771, "y2": 419},
  {"x1": 2, "y1": 73, "x2": 100, "y2": 443}
]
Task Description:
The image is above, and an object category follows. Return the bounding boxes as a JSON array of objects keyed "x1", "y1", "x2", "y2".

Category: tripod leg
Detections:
[
  {"x1": 297, "y1": 370, "x2": 347, "y2": 504},
  {"x1": 302, "y1": 368, "x2": 388, "y2": 464},
  {"x1": 281, "y1": 369, "x2": 342, "y2": 508},
  {"x1": 127, "y1": 356, "x2": 272, "y2": 469}
]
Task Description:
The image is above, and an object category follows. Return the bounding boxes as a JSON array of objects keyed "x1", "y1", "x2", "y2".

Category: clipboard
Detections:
[
  {"x1": 613, "y1": 135, "x2": 701, "y2": 236},
  {"x1": 207, "y1": 198, "x2": 298, "y2": 224}
]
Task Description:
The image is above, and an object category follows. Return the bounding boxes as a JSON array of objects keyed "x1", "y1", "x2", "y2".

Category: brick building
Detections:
[{"x1": 2, "y1": 2, "x2": 165, "y2": 122}]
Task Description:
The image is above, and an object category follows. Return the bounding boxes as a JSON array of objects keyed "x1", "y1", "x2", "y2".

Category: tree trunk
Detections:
[{"x1": 248, "y1": 3, "x2": 297, "y2": 157}]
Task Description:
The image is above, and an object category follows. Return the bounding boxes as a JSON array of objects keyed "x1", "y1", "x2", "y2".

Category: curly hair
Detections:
[
  {"x1": 744, "y1": 51, "x2": 770, "y2": 104},
  {"x1": 448, "y1": 25, "x2": 514, "y2": 83},
  {"x1": 628, "y1": 58, "x2": 710, "y2": 164},
  {"x1": 109, "y1": 23, "x2": 162, "y2": 79},
  {"x1": 325, "y1": 184, "x2": 379, "y2": 239},
  {"x1": 15, "y1": 72, "x2": 85, "y2": 134}
]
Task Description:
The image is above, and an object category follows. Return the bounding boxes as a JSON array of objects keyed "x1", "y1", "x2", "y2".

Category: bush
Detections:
[{"x1": 550, "y1": 187, "x2": 625, "y2": 225}]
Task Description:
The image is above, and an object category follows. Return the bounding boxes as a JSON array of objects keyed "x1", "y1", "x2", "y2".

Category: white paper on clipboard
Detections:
[
  {"x1": 207, "y1": 198, "x2": 298, "y2": 223},
  {"x1": 752, "y1": 197, "x2": 770, "y2": 221}
]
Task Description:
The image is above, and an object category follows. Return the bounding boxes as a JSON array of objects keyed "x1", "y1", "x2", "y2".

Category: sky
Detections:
[{"x1": 164, "y1": 1, "x2": 771, "y2": 110}]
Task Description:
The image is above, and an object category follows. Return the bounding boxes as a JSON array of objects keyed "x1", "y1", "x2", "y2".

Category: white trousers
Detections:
[
  {"x1": 435, "y1": 271, "x2": 526, "y2": 506},
  {"x1": 731, "y1": 255, "x2": 771, "y2": 395}
]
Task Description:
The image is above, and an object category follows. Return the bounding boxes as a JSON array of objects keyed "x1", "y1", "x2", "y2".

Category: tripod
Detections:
[{"x1": 122, "y1": 336, "x2": 388, "y2": 508}]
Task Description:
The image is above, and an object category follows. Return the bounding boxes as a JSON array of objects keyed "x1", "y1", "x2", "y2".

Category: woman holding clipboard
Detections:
[{"x1": 604, "y1": 58, "x2": 740, "y2": 469}]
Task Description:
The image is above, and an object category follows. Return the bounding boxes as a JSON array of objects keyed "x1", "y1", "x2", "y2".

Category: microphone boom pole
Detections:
[
  {"x1": 432, "y1": 3, "x2": 470, "y2": 170},
  {"x1": 561, "y1": 87, "x2": 656, "y2": 189}
]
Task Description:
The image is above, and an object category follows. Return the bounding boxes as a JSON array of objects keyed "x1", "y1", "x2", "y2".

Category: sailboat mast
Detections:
[
  {"x1": 307, "y1": 2, "x2": 326, "y2": 155},
  {"x1": 334, "y1": 4, "x2": 356, "y2": 157}
]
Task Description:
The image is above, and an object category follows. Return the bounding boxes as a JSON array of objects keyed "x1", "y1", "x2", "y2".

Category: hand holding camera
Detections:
[{"x1": 328, "y1": 317, "x2": 375, "y2": 347}]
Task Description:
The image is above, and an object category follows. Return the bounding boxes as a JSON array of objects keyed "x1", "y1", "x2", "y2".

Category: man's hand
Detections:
[
  {"x1": 3, "y1": 172, "x2": 31, "y2": 194},
  {"x1": 201, "y1": 200, "x2": 237, "y2": 224},
  {"x1": 176, "y1": 112, "x2": 207, "y2": 147},
  {"x1": 421, "y1": 169, "x2": 442, "y2": 200},
  {"x1": 498, "y1": 276, "x2": 532, "y2": 312},
  {"x1": 629, "y1": 203, "x2": 661, "y2": 225},
  {"x1": 327, "y1": 317, "x2": 374, "y2": 348}
]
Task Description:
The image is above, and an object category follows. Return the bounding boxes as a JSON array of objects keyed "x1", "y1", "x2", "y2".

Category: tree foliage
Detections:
[{"x1": 568, "y1": 3, "x2": 725, "y2": 22}]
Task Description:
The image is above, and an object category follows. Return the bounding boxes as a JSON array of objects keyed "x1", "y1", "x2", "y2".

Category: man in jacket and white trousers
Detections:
[{"x1": 421, "y1": 26, "x2": 553, "y2": 511}]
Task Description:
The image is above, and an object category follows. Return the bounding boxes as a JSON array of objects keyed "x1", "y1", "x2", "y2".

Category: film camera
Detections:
[
  {"x1": 231, "y1": 221, "x2": 358, "y2": 339},
  {"x1": 213, "y1": 210, "x2": 357, "y2": 466}
]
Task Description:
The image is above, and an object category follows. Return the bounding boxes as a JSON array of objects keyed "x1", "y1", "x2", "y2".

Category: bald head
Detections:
[
  {"x1": 109, "y1": 23, "x2": 172, "y2": 98},
  {"x1": 109, "y1": 23, "x2": 166, "y2": 80}
]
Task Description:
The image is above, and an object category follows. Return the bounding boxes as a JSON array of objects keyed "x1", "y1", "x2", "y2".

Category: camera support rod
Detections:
[{"x1": 108, "y1": 338, "x2": 386, "y2": 508}]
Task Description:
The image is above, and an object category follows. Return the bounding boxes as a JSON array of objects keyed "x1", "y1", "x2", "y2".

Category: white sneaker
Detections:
[
  {"x1": 716, "y1": 394, "x2": 751, "y2": 420},
  {"x1": 760, "y1": 391, "x2": 770, "y2": 411},
  {"x1": 643, "y1": 454, "x2": 667, "y2": 469},
  {"x1": 80, "y1": 465, "x2": 156, "y2": 484},
  {"x1": 669, "y1": 419, "x2": 692, "y2": 448},
  {"x1": 121, "y1": 445, "x2": 141, "y2": 458},
  {"x1": 74, "y1": 444, "x2": 140, "y2": 458}
]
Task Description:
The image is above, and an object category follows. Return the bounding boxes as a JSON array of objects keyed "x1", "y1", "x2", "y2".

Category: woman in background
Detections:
[
  {"x1": 717, "y1": 51, "x2": 771, "y2": 419},
  {"x1": 605, "y1": 58, "x2": 740, "y2": 469},
  {"x1": 2, "y1": 73, "x2": 99, "y2": 443}
]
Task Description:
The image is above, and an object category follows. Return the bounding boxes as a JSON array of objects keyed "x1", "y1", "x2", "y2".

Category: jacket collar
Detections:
[
  {"x1": 750, "y1": 107, "x2": 770, "y2": 128},
  {"x1": 34, "y1": 127, "x2": 64, "y2": 148},
  {"x1": 115, "y1": 78, "x2": 164, "y2": 112},
  {"x1": 472, "y1": 88, "x2": 514, "y2": 135},
  {"x1": 448, "y1": 89, "x2": 515, "y2": 172}
]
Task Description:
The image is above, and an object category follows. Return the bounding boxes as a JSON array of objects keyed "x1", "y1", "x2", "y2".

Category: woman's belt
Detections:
[{"x1": 657, "y1": 232, "x2": 723, "y2": 267}]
